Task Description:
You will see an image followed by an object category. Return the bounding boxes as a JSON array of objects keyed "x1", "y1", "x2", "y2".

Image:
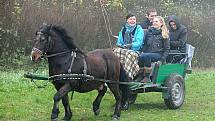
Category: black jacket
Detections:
[
  {"x1": 140, "y1": 19, "x2": 152, "y2": 29},
  {"x1": 143, "y1": 27, "x2": 170, "y2": 60},
  {"x1": 168, "y1": 15, "x2": 187, "y2": 53}
]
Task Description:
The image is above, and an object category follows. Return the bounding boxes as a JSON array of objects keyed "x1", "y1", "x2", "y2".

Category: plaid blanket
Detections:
[{"x1": 113, "y1": 48, "x2": 140, "y2": 79}]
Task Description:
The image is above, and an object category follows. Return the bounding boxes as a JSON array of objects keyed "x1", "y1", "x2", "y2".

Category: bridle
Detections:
[{"x1": 33, "y1": 30, "x2": 75, "y2": 59}]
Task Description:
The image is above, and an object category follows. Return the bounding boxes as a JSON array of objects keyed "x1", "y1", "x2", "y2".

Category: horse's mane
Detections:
[{"x1": 51, "y1": 25, "x2": 84, "y2": 55}]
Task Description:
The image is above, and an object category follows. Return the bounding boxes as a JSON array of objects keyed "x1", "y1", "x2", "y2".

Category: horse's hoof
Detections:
[
  {"x1": 62, "y1": 118, "x2": 71, "y2": 121},
  {"x1": 121, "y1": 101, "x2": 129, "y2": 111},
  {"x1": 112, "y1": 115, "x2": 120, "y2": 120},
  {"x1": 51, "y1": 114, "x2": 58, "y2": 121},
  {"x1": 62, "y1": 116, "x2": 72, "y2": 121},
  {"x1": 94, "y1": 109, "x2": 100, "y2": 116},
  {"x1": 51, "y1": 118, "x2": 57, "y2": 121},
  {"x1": 62, "y1": 112, "x2": 72, "y2": 121}
]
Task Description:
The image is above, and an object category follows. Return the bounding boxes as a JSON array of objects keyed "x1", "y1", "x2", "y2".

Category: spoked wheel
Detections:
[{"x1": 164, "y1": 73, "x2": 185, "y2": 109}]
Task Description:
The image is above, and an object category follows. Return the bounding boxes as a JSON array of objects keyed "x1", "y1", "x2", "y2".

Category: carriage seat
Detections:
[
  {"x1": 166, "y1": 50, "x2": 186, "y2": 64},
  {"x1": 167, "y1": 44, "x2": 195, "y2": 69}
]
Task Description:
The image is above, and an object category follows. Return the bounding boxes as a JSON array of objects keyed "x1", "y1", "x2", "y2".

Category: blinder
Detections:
[{"x1": 34, "y1": 29, "x2": 52, "y2": 57}]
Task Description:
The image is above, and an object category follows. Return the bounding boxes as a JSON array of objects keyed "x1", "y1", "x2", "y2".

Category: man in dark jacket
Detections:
[
  {"x1": 140, "y1": 8, "x2": 157, "y2": 29},
  {"x1": 168, "y1": 15, "x2": 187, "y2": 53},
  {"x1": 168, "y1": 15, "x2": 187, "y2": 63}
]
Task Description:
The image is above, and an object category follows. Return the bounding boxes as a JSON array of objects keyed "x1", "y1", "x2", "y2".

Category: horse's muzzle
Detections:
[{"x1": 31, "y1": 48, "x2": 42, "y2": 62}]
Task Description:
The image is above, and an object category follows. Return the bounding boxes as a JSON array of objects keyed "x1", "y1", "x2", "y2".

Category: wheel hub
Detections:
[{"x1": 172, "y1": 82, "x2": 183, "y2": 104}]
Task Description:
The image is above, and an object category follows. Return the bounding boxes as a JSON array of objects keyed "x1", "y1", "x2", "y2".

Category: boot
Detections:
[
  {"x1": 141, "y1": 73, "x2": 151, "y2": 83},
  {"x1": 140, "y1": 67, "x2": 152, "y2": 83},
  {"x1": 151, "y1": 61, "x2": 161, "y2": 83},
  {"x1": 133, "y1": 68, "x2": 144, "y2": 82}
]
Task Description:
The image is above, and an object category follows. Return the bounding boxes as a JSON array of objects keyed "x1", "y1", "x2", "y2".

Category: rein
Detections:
[{"x1": 44, "y1": 50, "x2": 72, "y2": 58}]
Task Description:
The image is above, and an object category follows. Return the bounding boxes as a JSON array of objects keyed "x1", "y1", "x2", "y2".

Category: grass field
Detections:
[{"x1": 0, "y1": 69, "x2": 215, "y2": 121}]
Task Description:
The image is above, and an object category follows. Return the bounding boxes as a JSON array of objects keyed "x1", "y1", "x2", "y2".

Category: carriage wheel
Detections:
[{"x1": 164, "y1": 73, "x2": 185, "y2": 109}]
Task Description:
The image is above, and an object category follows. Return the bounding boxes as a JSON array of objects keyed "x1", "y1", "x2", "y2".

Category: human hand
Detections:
[
  {"x1": 116, "y1": 44, "x2": 124, "y2": 48},
  {"x1": 124, "y1": 44, "x2": 132, "y2": 49},
  {"x1": 113, "y1": 35, "x2": 119, "y2": 39}
]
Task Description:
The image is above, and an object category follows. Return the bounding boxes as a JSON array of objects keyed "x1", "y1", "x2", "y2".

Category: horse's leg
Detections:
[
  {"x1": 93, "y1": 84, "x2": 107, "y2": 116},
  {"x1": 119, "y1": 63, "x2": 130, "y2": 110},
  {"x1": 51, "y1": 84, "x2": 61, "y2": 121},
  {"x1": 51, "y1": 83, "x2": 71, "y2": 121},
  {"x1": 62, "y1": 94, "x2": 72, "y2": 121},
  {"x1": 120, "y1": 84, "x2": 130, "y2": 111},
  {"x1": 107, "y1": 84, "x2": 121, "y2": 120}
]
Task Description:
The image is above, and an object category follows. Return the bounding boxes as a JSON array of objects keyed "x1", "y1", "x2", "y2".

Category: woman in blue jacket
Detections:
[{"x1": 114, "y1": 14, "x2": 144, "y2": 81}]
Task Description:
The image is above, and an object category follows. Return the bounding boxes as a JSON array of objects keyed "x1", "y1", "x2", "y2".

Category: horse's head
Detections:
[
  {"x1": 31, "y1": 23, "x2": 83, "y2": 62},
  {"x1": 31, "y1": 23, "x2": 52, "y2": 62}
]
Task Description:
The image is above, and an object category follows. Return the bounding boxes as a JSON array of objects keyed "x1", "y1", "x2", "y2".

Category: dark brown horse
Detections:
[{"x1": 31, "y1": 24, "x2": 129, "y2": 120}]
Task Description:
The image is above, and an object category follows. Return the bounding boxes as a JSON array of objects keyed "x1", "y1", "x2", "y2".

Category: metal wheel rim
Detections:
[{"x1": 171, "y1": 82, "x2": 183, "y2": 104}]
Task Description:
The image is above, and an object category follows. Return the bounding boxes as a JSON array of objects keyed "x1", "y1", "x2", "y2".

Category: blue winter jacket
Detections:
[{"x1": 116, "y1": 24, "x2": 144, "y2": 52}]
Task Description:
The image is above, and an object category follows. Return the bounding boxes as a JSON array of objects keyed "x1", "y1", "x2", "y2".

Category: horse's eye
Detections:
[{"x1": 39, "y1": 36, "x2": 47, "y2": 42}]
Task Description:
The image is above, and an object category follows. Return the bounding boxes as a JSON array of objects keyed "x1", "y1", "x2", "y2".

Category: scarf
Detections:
[{"x1": 124, "y1": 23, "x2": 136, "y2": 44}]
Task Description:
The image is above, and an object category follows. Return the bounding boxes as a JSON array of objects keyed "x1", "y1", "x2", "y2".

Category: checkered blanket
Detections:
[{"x1": 113, "y1": 48, "x2": 140, "y2": 79}]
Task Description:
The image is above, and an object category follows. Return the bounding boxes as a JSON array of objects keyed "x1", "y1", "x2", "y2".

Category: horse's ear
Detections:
[
  {"x1": 48, "y1": 24, "x2": 52, "y2": 31},
  {"x1": 35, "y1": 31, "x2": 38, "y2": 35},
  {"x1": 42, "y1": 23, "x2": 47, "y2": 26},
  {"x1": 39, "y1": 23, "x2": 47, "y2": 30}
]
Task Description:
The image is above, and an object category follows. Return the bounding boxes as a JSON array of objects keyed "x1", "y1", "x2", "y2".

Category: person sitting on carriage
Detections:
[
  {"x1": 167, "y1": 15, "x2": 187, "y2": 63},
  {"x1": 140, "y1": 8, "x2": 158, "y2": 29},
  {"x1": 138, "y1": 16, "x2": 170, "y2": 83},
  {"x1": 113, "y1": 13, "x2": 144, "y2": 81}
]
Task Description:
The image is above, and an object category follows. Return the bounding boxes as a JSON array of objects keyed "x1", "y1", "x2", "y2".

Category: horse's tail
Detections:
[{"x1": 119, "y1": 63, "x2": 130, "y2": 106}]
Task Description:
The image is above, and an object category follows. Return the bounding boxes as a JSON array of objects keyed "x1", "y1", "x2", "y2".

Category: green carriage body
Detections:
[
  {"x1": 129, "y1": 63, "x2": 188, "y2": 90},
  {"x1": 128, "y1": 62, "x2": 191, "y2": 109},
  {"x1": 156, "y1": 63, "x2": 187, "y2": 85}
]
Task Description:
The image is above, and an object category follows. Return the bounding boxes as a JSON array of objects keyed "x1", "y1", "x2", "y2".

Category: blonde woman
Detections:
[{"x1": 138, "y1": 16, "x2": 170, "y2": 82}]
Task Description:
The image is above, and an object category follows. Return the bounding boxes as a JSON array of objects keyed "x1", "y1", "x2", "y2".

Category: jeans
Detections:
[{"x1": 139, "y1": 53, "x2": 162, "y2": 67}]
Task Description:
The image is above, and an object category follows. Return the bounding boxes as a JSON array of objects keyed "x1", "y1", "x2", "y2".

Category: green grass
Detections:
[{"x1": 0, "y1": 70, "x2": 215, "y2": 121}]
